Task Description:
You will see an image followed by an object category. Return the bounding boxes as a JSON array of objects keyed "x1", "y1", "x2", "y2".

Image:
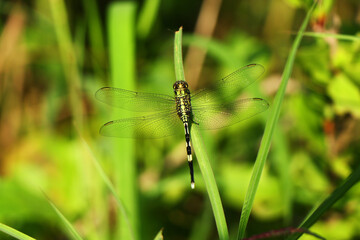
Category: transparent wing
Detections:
[
  {"x1": 192, "y1": 98, "x2": 269, "y2": 130},
  {"x1": 191, "y1": 64, "x2": 265, "y2": 105},
  {"x1": 99, "y1": 111, "x2": 183, "y2": 138},
  {"x1": 95, "y1": 87, "x2": 175, "y2": 112}
]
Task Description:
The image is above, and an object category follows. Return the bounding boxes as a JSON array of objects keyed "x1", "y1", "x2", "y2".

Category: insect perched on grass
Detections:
[{"x1": 96, "y1": 64, "x2": 269, "y2": 189}]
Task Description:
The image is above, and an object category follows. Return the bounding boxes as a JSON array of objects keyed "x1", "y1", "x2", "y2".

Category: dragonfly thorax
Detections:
[{"x1": 173, "y1": 80, "x2": 192, "y2": 123}]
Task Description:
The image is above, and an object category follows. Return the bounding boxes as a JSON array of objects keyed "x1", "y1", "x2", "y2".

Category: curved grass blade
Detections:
[
  {"x1": 286, "y1": 164, "x2": 360, "y2": 240},
  {"x1": 0, "y1": 223, "x2": 36, "y2": 240},
  {"x1": 192, "y1": 98, "x2": 269, "y2": 130},
  {"x1": 95, "y1": 87, "x2": 175, "y2": 111},
  {"x1": 302, "y1": 32, "x2": 360, "y2": 41},
  {"x1": 174, "y1": 27, "x2": 229, "y2": 240},
  {"x1": 237, "y1": 2, "x2": 318, "y2": 239},
  {"x1": 45, "y1": 195, "x2": 83, "y2": 240},
  {"x1": 99, "y1": 111, "x2": 182, "y2": 138},
  {"x1": 78, "y1": 135, "x2": 135, "y2": 240},
  {"x1": 191, "y1": 126, "x2": 229, "y2": 240}
]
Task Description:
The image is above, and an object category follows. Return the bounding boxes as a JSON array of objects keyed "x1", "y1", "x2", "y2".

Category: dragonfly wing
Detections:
[
  {"x1": 100, "y1": 111, "x2": 183, "y2": 138},
  {"x1": 191, "y1": 64, "x2": 265, "y2": 104},
  {"x1": 192, "y1": 98, "x2": 269, "y2": 130},
  {"x1": 95, "y1": 87, "x2": 175, "y2": 112}
]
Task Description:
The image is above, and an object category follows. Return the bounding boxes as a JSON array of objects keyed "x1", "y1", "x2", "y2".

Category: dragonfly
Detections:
[{"x1": 96, "y1": 64, "x2": 269, "y2": 189}]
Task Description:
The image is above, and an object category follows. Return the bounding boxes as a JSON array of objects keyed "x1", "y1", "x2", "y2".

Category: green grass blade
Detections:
[
  {"x1": 49, "y1": 0, "x2": 83, "y2": 130},
  {"x1": 174, "y1": 27, "x2": 186, "y2": 81},
  {"x1": 46, "y1": 197, "x2": 83, "y2": 240},
  {"x1": 191, "y1": 127, "x2": 229, "y2": 240},
  {"x1": 303, "y1": 32, "x2": 360, "y2": 41},
  {"x1": 189, "y1": 199, "x2": 213, "y2": 240},
  {"x1": 272, "y1": 126, "x2": 292, "y2": 223},
  {"x1": 107, "y1": 2, "x2": 139, "y2": 240},
  {"x1": 153, "y1": 228, "x2": 164, "y2": 240},
  {"x1": 0, "y1": 223, "x2": 36, "y2": 240},
  {"x1": 79, "y1": 136, "x2": 135, "y2": 240},
  {"x1": 137, "y1": 0, "x2": 161, "y2": 39},
  {"x1": 237, "y1": 2, "x2": 318, "y2": 239},
  {"x1": 174, "y1": 27, "x2": 229, "y2": 240},
  {"x1": 81, "y1": 0, "x2": 106, "y2": 73},
  {"x1": 81, "y1": 0, "x2": 105, "y2": 53},
  {"x1": 286, "y1": 164, "x2": 360, "y2": 240}
]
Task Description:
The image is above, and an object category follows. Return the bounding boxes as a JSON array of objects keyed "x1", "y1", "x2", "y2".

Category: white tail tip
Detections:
[{"x1": 191, "y1": 182, "x2": 195, "y2": 189}]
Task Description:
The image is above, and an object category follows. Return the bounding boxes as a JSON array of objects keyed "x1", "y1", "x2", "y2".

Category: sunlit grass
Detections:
[
  {"x1": 1, "y1": 1, "x2": 360, "y2": 239},
  {"x1": 174, "y1": 27, "x2": 229, "y2": 240},
  {"x1": 237, "y1": 1, "x2": 318, "y2": 239},
  {"x1": 0, "y1": 223, "x2": 36, "y2": 240},
  {"x1": 107, "y1": 2, "x2": 138, "y2": 240}
]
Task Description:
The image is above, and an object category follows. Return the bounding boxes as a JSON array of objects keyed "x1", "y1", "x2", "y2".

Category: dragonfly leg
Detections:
[{"x1": 184, "y1": 122, "x2": 195, "y2": 189}]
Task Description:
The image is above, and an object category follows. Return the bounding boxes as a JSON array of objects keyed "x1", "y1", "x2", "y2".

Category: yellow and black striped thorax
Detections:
[{"x1": 173, "y1": 80, "x2": 192, "y2": 123}]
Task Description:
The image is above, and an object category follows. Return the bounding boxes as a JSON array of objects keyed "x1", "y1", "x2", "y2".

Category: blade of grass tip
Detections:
[
  {"x1": 174, "y1": 27, "x2": 229, "y2": 240},
  {"x1": 286, "y1": 164, "x2": 360, "y2": 240},
  {"x1": 153, "y1": 228, "x2": 164, "y2": 240},
  {"x1": 107, "y1": 2, "x2": 139, "y2": 240},
  {"x1": 43, "y1": 194, "x2": 83, "y2": 240},
  {"x1": 237, "y1": 2, "x2": 318, "y2": 239},
  {"x1": 78, "y1": 135, "x2": 135, "y2": 240},
  {"x1": 174, "y1": 27, "x2": 186, "y2": 81},
  {"x1": 0, "y1": 223, "x2": 36, "y2": 240}
]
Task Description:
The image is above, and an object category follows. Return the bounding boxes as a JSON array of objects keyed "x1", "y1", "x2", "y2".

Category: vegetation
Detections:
[{"x1": 0, "y1": 0, "x2": 360, "y2": 239}]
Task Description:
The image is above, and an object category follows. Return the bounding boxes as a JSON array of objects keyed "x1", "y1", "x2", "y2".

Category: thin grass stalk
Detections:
[
  {"x1": 0, "y1": 223, "x2": 36, "y2": 240},
  {"x1": 174, "y1": 27, "x2": 229, "y2": 240},
  {"x1": 302, "y1": 32, "x2": 360, "y2": 41},
  {"x1": 237, "y1": 2, "x2": 318, "y2": 239},
  {"x1": 46, "y1": 198, "x2": 83, "y2": 240},
  {"x1": 287, "y1": 164, "x2": 360, "y2": 240},
  {"x1": 48, "y1": 0, "x2": 83, "y2": 131},
  {"x1": 81, "y1": 0, "x2": 106, "y2": 76},
  {"x1": 107, "y1": 2, "x2": 138, "y2": 240},
  {"x1": 137, "y1": 0, "x2": 161, "y2": 39},
  {"x1": 79, "y1": 135, "x2": 135, "y2": 240},
  {"x1": 272, "y1": 126, "x2": 292, "y2": 223}
]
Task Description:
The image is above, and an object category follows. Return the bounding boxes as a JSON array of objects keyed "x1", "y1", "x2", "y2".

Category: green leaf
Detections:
[{"x1": 327, "y1": 73, "x2": 360, "y2": 117}]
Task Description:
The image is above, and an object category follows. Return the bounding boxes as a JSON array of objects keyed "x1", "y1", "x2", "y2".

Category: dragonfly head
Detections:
[{"x1": 173, "y1": 81, "x2": 189, "y2": 92}]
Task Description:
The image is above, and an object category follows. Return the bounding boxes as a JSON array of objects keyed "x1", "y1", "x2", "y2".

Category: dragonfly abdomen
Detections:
[{"x1": 184, "y1": 122, "x2": 194, "y2": 189}]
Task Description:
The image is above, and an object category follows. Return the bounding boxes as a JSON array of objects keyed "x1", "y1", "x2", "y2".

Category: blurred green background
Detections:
[{"x1": 0, "y1": 0, "x2": 360, "y2": 239}]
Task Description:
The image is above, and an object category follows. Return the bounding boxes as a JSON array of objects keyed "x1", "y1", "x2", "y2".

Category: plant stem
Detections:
[
  {"x1": 108, "y1": 2, "x2": 138, "y2": 240},
  {"x1": 236, "y1": 2, "x2": 318, "y2": 239},
  {"x1": 173, "y1": 27, "x2": 229, "y2": 240}
]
